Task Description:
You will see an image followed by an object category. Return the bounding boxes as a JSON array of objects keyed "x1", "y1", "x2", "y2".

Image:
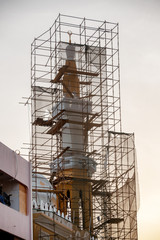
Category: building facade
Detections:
[{"x1": 0, "y1": 142, "x2": 32, "y2": 240}]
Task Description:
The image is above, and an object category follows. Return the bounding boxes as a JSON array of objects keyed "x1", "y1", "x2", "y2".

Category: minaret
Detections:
[{"x1": 51, "y1": 32, "x2": 96, "y2": 232}]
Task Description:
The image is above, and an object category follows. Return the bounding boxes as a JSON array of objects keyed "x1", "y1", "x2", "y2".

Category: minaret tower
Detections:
[
  {"x1": 31, "y1": 15, "x2": 138, "y2": 240},
  {"x1": 50, "y1": 32, "x2": 97, "y2": 232}
]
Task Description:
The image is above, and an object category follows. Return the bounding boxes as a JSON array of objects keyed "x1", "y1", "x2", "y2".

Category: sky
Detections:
[{"x1": 0, "y1": 0, "x2": 160, "y2": 239}]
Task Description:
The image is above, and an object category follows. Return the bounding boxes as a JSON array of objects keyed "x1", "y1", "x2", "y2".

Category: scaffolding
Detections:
[{"x1": 30, "y1": 14, "x2": 138, "y2": 239}]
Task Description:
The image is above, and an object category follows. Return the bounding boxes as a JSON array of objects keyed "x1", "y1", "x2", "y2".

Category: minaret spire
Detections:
[{"x1": 68, "y1": 30, "x2": 72, "y2": 43}]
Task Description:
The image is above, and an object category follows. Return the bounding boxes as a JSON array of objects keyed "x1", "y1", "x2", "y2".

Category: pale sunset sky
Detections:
[{"x1": 0, "y1": 0, "x2": 160, "y2": 239}]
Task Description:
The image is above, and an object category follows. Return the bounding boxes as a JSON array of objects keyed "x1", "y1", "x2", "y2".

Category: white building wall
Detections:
[{"x1": 0, "y1": 142, "x2": 32, "y2": 240}]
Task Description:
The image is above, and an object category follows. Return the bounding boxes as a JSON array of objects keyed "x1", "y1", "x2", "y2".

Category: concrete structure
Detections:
[
  {"x1": 33, "y1": 199, "x2": 91, "y2": 239},
  {"x1": 0, "y1": 142, "x2": 32, "y2": 240}
]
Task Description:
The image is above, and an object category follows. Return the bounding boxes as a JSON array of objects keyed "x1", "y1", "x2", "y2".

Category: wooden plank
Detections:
[
  {"x1": 51, "y1": 65, "x2": 99, "y2": 84},
  {"x1": 33, "y1": 110, "x2": 65, "y2": 127},
  {"x1": 66, "y1": 119, "x2": 84, "y2": 125},
  {"x1": 65, "y1": 67, "x2": 99, "y2": 77},
  {"x1": 62, "y1": 119, "x2": 101, "y2": 130},
  {"x1": 34, "y1": 115, "x2": 101, "y2": 132},
  {"x1": 85, "y1": 122, "x2": 102, "y2": 131},
  {"x1": 52, "y1": 176, "x2": 106, "y2": 185},
  {"x1": 63, "y1": 109, "x2": 97, "y2": 116},
  {"x1": 80, "y1": 94, "x2": 96, "y2": 99},
  {"x1": 53, "y1": 146, "x2": 70, "y2": 160},
  {"x1": 47, "y1": 119, "x2": 66, "y2": 135},
  {"x1": 33, "y1": 117, "x2": 53, "y2": 127},
  {"x1": 79, "y1": 81, "x2": 92, "y2": 85},
  {"x1": 88, "y1": 113, "x2": 99, "y2": 123},
  {"x1": 51, "y1": 65, "x2": 68, "y2": 83},
  {"x1": 51, "y1": 109, "x2": 65, "y2": 121}
]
